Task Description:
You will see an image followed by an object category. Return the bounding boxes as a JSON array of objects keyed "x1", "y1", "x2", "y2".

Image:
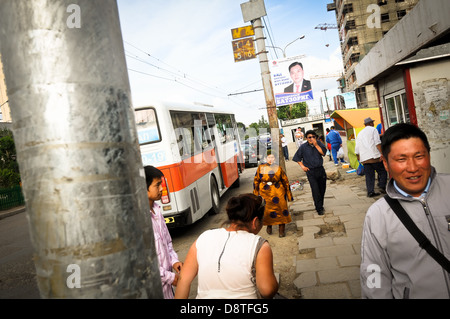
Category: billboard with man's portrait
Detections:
[{"x1": 269, "y1": 55, "x2": 314, "y2": 107}]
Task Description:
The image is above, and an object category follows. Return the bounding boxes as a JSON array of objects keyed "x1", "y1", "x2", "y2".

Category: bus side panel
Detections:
[
  {"x1": 166, "y1": 150, "x2": 217, "y2": 191},
  {"x1": 157, "y1": 148, "x2": 217, "y2": 193},
  {"x1": 220, "y1": 154, "x2": 239, "y2": 188}
]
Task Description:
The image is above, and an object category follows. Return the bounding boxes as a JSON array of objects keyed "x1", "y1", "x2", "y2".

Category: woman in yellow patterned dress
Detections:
[{"x1": 253, "y1": 151, "x2": 293, "y2": 237}]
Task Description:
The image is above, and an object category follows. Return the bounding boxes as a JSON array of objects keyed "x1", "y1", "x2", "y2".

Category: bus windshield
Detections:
[{"x1": 135, "y1": 107, "x2": 161, "y2": 144}]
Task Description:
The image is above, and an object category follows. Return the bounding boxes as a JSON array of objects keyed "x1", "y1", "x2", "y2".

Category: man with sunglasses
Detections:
[{"x1": 292, "y1": 130, "x2": 328, "y2": 215}]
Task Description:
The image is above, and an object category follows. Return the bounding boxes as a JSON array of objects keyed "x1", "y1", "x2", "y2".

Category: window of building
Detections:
[
  {"x1": 397, "y1": 10, "x2": 407, "y2": 20},
  {"x1": 378, "y1": 0, "x2": 388, "y2": 6},
  {"x1": 395, "y1": 0, "x2": 405, "y2": 3},
  {"x1": 385, "y1": 90, "x2": 410, "y2": 126},
  {"x1": 381, "y1": 13, "x2": 390, "y2": 23},
  {"x1": 350, "y1": 53, "x2": 360, "y2": 64},
  {"x1": 349, "y1": 36, "x2": 358, "y2": 46},
  {"x1": 346, "y1": 20, "x2": 356, "y2": 30},
  {"x1": 343, "y1": 3, "x2": 353, "y2": 14}
]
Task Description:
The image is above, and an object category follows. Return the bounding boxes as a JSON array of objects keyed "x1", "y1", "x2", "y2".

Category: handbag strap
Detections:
[
  {"x1": 384, "y1": 195, "x2": 450, "y2": 273},
  {"x1": 251, "y1": 236, "x2": 267, "y2": 299}
]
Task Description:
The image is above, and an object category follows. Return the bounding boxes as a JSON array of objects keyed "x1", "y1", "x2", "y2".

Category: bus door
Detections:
[{"x1": 213, "y1": 113, "x2": 240, "y2": 190}]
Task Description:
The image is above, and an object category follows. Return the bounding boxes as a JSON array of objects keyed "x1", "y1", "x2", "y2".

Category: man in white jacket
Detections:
[
  {"x1": 360, "y1": 123, "x2": 450, "y2": 299},
  {"x1": 355, "y1": 117, "x2": 388, "y2": 197}
]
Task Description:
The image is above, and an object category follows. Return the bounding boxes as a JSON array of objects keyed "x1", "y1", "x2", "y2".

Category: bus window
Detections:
[
  {"x1": 171, "y1": 111, "x2": 209, "y2": 159},
  {"x1": 214, "y1": 113, "x2": 236, "y2": 143},
  {"x1": 135, "y1": 107, "x2": 161, "y2": 144},
  {"x1": 201, "y1": 125, "x2": 213, "y2": 150}
]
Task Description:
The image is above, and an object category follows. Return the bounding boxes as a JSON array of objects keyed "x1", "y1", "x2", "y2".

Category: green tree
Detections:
[
  {"x1": 257, "y1": 115, "x2": 270, "y2": 130},
  {"x1": 248, "y1": 122, "x2": 260, "y2": 137},
  {"x1": 246, "y1": 116, "x2": 270, "y2": 138},
  {"x1": 277, "y1": 102, "x2": 307, "y2": 120},
  {"x1": 0, "y1": 128, "x2": 21, "y2": 188}
]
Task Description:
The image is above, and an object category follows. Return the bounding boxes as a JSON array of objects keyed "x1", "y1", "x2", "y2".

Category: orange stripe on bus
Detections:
[
  {"x1": 220, "y1": 155, "x2": 239, "y2": 188},
  {"x1": 156, "y1": 149, "x2": 219, "y2": 192}
]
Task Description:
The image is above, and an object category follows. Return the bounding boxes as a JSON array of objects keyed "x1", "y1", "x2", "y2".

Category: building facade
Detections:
[
  {"x1": 327, "y1": 0, "x2": 418, "y2": 109},
  {"x1": 355, "y1": 0, "x2": 450, "y2": 173},
  {"x1": 281, "y1": 114, "x2": 333, "y2": 144}
]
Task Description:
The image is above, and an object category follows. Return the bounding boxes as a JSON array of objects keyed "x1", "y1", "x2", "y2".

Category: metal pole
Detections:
[
  {"x1": 251, "y1": 17, "x2": 286, "y2": 171},
  {"x1": 0, "y1": 0, "x2": 162, "y2": 298}
]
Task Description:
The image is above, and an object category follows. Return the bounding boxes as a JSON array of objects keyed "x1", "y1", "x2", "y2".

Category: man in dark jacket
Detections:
[{"x1": 292, "y1": 130, "x2": 327, "y2": 215}]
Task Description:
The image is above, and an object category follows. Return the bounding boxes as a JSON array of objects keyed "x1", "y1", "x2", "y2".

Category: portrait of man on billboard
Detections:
[
  {"x1": 270, "y1": 55, "x2": 314, "y2": 107},
  {"x1": 284, "y1": 62, "x2": 312, "y2": 93}
]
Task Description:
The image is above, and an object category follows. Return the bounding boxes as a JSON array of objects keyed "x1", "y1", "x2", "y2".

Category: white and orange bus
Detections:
[{"x1": 134, "y1": 101, "x2": 245, "y2": 228}]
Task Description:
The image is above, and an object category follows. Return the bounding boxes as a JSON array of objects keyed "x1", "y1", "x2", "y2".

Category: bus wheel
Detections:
[{"x1": 208, "y1": 177, "x2": 220, "y2": 215}]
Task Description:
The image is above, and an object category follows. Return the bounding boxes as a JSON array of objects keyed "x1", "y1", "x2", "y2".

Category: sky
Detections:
[{"x1": 116, "y1": 0, "x2": 344, "y2": 126}]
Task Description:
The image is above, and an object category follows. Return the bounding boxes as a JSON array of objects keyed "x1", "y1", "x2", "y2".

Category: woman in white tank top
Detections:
[{"x1": 174, "y1": 194, "x2": 279, "y2": 299}]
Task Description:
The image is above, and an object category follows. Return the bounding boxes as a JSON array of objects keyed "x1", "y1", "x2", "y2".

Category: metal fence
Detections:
[{"x1": 0, "y1": 185, "x2": 25, "y2": 211}]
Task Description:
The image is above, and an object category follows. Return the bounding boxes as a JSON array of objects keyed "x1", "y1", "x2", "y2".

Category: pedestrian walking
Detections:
[
  {"x1": 144, "y1": 165, "x2": 182, "y2": 299},
  {"x1": 326, "y1": 126, "x2": 346, "y2": 166},
  {"x1": 325, "y1": 128, "x2": 332, "y2": 161},
  {"x1": 292, "y1": 130, "x2": 327, "y2": 215},
  {"x1": 295, "y1": 128, "x2": 304, "y2": 148},
  {"x1": 253, "y1": 151, "x2": 293, "y2": 237},
  {"x1": 281, "y1": 133, "x2": 289, "y2": 161},
  {"x1": 174, "y1": 194, "x2": 279, "y2": 299},
  {"x1": 360, "y1": 123, "x2": 450, "y2": 299},
  {"x1": 355, "y1": 117, "x2": 388, "y2": 197}
]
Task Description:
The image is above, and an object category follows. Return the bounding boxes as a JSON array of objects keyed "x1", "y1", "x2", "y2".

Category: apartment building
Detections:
[
  {"x1": 355, "y1": 0, "x2": 450, "y2": 173},
  {"x1": 327, "y1": 0, "x2": 418, "y2": 108}
]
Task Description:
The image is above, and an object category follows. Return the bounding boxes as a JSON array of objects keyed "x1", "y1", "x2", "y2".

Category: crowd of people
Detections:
[{"x1": 145, "y1": 121, "x2": 449, "y2": 300}]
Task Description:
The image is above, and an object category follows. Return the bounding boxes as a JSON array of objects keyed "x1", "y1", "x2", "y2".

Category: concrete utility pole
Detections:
[
  {"x1": 0, "y1": 0, "x2": 163, "y2": 298},
  {"x1": 241, "y1": 0, "x2": 286, "y2": 172}
]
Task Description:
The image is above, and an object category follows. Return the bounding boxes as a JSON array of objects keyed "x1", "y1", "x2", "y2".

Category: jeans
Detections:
[
  {"x1": 306, "y1": 166, "x2": 327, "y2": 212},
  {"x1": 331, "y1": 144, "x2": 345, "y2": 164},
  {"x1": 364, "y1": 161, "x2": 387, "y2": 194},
  {"x1": 282, "y1": 146, "x2": 289, "y2": 160}
]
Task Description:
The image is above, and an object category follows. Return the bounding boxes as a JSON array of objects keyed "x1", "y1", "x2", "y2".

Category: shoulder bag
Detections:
[{"x1": 384, "y1": 195, "x2": 450, "y2": 273}]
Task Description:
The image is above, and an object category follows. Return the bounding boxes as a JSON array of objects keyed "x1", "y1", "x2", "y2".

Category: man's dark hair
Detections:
[
  {"x1": 144, "y1": 165, "x2": 164, "y2": 189},
  {"x1": 305, "y1": 130, "x2": 317, "y2": 138},
  {"x1": 288, "y1": 61, "x2": 303, "y2": 72},
  {"x1": 381, "y1": 123, "x2": 430, "y2": 160}
]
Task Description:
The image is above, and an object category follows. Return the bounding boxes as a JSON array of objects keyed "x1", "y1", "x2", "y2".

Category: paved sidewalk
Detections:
[{"x1": 284, "y1": 142, "x2": 380, "y2": 299}]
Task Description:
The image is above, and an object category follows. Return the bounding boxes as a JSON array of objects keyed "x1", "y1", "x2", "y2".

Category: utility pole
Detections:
[
  {"x1": 241, "y1": 0, "x2": 285, "y2": 172},
  {"x1": 0, "y1": 0, "x2": 162, "y2": 298}
]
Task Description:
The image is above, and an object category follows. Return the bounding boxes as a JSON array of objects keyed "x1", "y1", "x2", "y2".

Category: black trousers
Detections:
[
  {"x1": 306, "y1": 166, "x2": 327, "y2": 212},
  {"x1": 364, "y1": 161, "x2": 387, "y2": 194}
]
